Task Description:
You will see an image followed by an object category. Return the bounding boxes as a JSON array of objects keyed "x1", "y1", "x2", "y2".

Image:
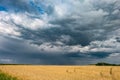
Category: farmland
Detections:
[{"x1": 0, "y1": 65, "x2": 120, "y2": 80}]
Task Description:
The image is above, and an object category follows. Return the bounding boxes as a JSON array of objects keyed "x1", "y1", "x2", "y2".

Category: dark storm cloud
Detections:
[
  {"x1": 20, "y1": 27, "x2": 91, "y2": 46},
  {"x1": 0, "y1": 0, "x2": 120, "y2": 64},
  {"x1": 0, "y1": 36, "x2": 89, "y2": 65}
]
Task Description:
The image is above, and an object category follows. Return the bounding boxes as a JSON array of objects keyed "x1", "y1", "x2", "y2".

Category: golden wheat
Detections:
[{"x1": 0, "y1": 65, "x2": 120, "y2": 80}]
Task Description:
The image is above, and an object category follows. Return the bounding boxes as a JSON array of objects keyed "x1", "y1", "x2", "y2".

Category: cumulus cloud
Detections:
[
  {"x1": 30, "y1": 37, "x2": 120, "y2": 55},
  {"x1": 0, "y1": 22, "x2": 21, "y2": 36},
  {"x1": 0, "y1": 12, "x2": 21, "y2": 37},
  {"x1": 11, "y1": 13, "x2": 52, "y2": 30},
  {"x1": 0, "y1": 11, "x2": 55, "y2": 31}
]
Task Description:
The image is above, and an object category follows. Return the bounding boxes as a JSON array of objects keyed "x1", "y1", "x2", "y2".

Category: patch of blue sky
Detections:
[
  {"x1": 37, "y1": 6, "x2": 45, "y2": 14},
  {"x1": 0, "y1": 5, "x2": 7, "y2": 11},
  {"x1": 29, "y1": 0, "x2": 45, "y2": 14},
  {"x1": 29, "y1": 0, "x2": 34, "y2": 6}
]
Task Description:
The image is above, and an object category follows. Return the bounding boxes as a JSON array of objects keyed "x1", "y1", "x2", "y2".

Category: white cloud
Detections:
[
  {"x1": 11, "y1": 13, "x2": 52, "y2": 30},
  {"x1": 108, "y1": 53, "x2": 120, "y2": 57},
  {"x1": 0, "y1": 11, "x2": 55, "y2": 31},
  {"x1": 59, "y1": 35, "x2": 72, "y2": 42},
  {"x1": 54, "y1": 4, "x2": 68, "y2": 17},
  {"x1": 30, "y1": 41, "x2": 79, "y2": 53},
  {"x1": 30, "y1": 36, "x2": 120, "y2": 54},
  {"x1": 112, "y1": 9, "x2": 120, "y2": 15},
  {"x1": 0, "y1": 22, "x2": 21, "y2": 36},
  {"x1": 0, "y1": 58, "x2": 13, "y2": 63},
  {"x1": 102, "y1": 52, "x2": 120, "y2": 64},
  {"x1": 0, "y1": 12, "x2": 21, "y2": 37},
  {"x1": 30, "y1": 41, "x2": 88, "y2": 54}
]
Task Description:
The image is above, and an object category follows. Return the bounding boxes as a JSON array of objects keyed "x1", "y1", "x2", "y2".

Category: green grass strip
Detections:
[{"x1": 0, "y1": 70, "x2": 18, "y2": 80}]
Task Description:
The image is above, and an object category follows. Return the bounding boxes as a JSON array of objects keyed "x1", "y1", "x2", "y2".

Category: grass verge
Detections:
[{"x1": 0, "y1": 70, "x2": 18, "y2": 80}]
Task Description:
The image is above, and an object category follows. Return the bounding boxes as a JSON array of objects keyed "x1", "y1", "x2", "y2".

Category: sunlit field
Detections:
[{"x1": 0, "y1": 65, "x2": 120, "y2": 80}]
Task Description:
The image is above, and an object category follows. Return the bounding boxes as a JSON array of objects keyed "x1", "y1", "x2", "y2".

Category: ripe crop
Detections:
[{"x1": 0, "y1": 65, "x2": 120, "y2": 80}]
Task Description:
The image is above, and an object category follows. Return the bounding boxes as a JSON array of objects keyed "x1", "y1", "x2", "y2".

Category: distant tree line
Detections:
[
  {"x1": 0, "y1": 63, "x2": 31, "y2": 65},
  {"x1": 95, "y1": 62, "x2": 120, "y2": 66}
]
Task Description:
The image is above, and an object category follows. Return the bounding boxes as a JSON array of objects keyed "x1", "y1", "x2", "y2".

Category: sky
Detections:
[{"x1": 0, "y1": 0, "x2": 120, "y2": 65}]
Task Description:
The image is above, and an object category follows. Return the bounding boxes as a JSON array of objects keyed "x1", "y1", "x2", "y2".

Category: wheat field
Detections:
[{"x1": 0, "y1": 65, "x2": 120, "y2": 80}]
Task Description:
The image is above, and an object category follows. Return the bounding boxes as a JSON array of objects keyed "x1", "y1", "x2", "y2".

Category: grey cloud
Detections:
[
  {"x1": 0, "y1": 0, "x2": 120, "y2": 64},
  {"x1": 0, "y1": 36, "x2": 91, "y2": 65}
]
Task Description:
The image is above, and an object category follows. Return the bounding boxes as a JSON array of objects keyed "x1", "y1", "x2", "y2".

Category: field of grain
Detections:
[{"x1": 0, "y1": 65, "x2": 120, "y2": 80}]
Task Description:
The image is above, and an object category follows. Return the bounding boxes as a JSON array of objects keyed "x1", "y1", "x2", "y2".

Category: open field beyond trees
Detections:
[{"x1": 0, "y1": 65, "x2": 120, "y2": 80}]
